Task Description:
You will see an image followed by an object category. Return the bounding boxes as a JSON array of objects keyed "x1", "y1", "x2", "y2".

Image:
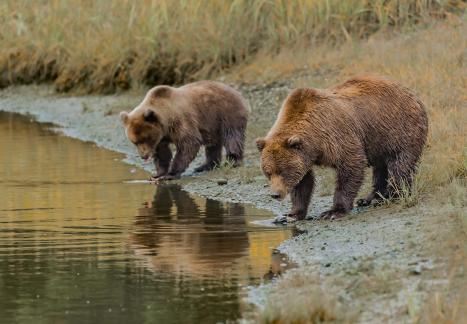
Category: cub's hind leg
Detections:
[
  {"x1": 224, "y1": 129, "x2": 245, "y2": 167},
  {"x1": 194, "y1": 144, "x2": 222, "y2": 173}
]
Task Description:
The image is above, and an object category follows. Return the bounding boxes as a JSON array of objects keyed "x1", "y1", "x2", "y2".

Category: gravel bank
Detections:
[{"x1": 1, "y1": 84, "x2": 464, "y2": 323}]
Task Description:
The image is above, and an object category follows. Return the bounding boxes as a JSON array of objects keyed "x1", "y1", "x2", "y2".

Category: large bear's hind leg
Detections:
[
  {"x1": 387, "y1": 153, "x2": 418, "y2": 199},
  {"x1": 357, "y1": 163, "x2": 388, "y2": 206},
  {"x1": 287, "y1": 170, "x2": 315, "y2": 220}
]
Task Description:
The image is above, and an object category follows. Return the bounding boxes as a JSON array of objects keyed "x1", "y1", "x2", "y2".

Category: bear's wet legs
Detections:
[
  {"x1": 387, "y1": 153, "x2": 417, "y2": 199},
  {"x1": 194, "y1": 144, "x2": 222, "y2": 172},
  {"x1": 287, "y1": 170, "x2": 315, "y2": 220},
  {"x1": 224, "y1": 127, "x2": 245, "y2": 167},
  {"x1": 321, "y1": 162, "x2": 365, "y2": 220},
  {"x1": 159, "y1": 140, "x2": 201, "y2": 180},
  {"x1": 357, "y1": 163, "x2": 389, "y2": 206},
  {"x1": 150, "y1": 141, "x2": 172, "y2": 180}
]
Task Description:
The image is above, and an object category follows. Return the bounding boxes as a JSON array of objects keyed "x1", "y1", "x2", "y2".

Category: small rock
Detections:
[
  {"x1": 325, "y1": 263, "x2": 331, "y2": 267},
  {"x1": 410, "y1": 265, "x2": 423, "y2": 275},
  {"x1": 216, "y1": 179, "x2": 228, "y2": 185}
]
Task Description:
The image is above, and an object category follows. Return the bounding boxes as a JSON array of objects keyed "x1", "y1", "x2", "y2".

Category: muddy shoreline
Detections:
[{"x1": 1, "y1": 84, "x2": 465, "y2": 323}]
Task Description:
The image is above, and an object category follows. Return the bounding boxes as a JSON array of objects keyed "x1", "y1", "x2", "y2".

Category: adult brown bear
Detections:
[
  {"x1": 256, "y1": 75, "x2": 428, "y2": 220},
  {"x1": 120, "y1": 81, "x2": 248, "y2": 180}
]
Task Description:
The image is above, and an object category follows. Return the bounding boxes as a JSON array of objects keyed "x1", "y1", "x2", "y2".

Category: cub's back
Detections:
[{"x1": 179, "y1": 81, "x2": 248, "y2": 125}]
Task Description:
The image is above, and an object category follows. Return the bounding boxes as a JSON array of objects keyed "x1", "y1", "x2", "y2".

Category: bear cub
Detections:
[
  {"x1": 121, "y1": 81, "x2": 248, "y2": 180},
  {"x1": 257, "y1": 75, "x2": 428, "y2": 220}
]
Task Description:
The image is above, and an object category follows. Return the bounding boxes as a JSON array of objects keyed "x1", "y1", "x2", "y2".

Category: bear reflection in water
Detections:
[{"x1": 130, "y1": 184, "x2": 292, "y2": 279}]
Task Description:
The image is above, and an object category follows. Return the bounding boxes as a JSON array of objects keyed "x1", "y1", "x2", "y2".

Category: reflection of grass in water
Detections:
[{"x1": 0, "y1": 0, "x2": 464, "y2": 93}]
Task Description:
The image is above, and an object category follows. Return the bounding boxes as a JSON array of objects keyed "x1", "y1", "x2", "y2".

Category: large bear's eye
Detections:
[{"x1": 286, "y1": 136, "x2": 302, "y2": 150}]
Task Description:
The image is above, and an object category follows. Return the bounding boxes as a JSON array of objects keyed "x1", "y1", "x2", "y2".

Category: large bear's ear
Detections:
[
  {"x1": 143, "y1": 110, "x2": 158, "y2": 124},
  {"x1": 119, "y1": 111, "x2": 129, "y2": 125},
  {"x1": 286, "y1": 136, "x2": 302, "y2": 149},
  {"x1": 255, "y1": 138, "x2": 266, "y2": 151}
]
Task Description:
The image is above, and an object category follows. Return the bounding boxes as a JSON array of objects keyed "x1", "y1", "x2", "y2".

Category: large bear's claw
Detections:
[{"x1": 320, "y1": 210, "x2": 346, "y2": 220}]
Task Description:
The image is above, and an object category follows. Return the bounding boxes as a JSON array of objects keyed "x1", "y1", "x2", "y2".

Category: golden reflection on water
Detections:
[{"x1": 0, "y1": 112, "x2": 292, "y2": 323}]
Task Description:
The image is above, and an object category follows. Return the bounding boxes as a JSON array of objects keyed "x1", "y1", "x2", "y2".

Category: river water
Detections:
[{"x1": 0, "y1": 112, "x2": 293, "y2": 323}]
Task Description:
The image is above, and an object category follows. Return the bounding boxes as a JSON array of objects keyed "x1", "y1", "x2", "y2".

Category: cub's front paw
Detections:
[
  {"x1": 151, "y1": 174, "x2": 180, "y2": 182},
  {"x1": 320, "y1": 209, "x2": 347, "y2": 220},
  {"x1": 149, "y1": 173, "x2": 167, "y2": 181}
]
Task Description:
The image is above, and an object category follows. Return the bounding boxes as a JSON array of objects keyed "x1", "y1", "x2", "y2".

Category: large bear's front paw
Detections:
[
  {"x1": 285, "y1": 211, "x2": 306, "y2": 221},
  {"x1": 320, "y1": 209, "x2": 347, "y2": 220}
]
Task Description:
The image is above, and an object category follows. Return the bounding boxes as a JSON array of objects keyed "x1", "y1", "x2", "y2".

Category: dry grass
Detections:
[
  {"x1": 0, "y1": 0, "x2": 464, "y2": 93},
  {"x1": 257, "y1": 271, "x2": 352, "y2": 324}
]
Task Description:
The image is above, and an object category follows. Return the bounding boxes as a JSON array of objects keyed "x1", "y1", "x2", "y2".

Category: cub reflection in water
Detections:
[{"x1": 130, "y1": 184, "x2": 251, "y2": 277}]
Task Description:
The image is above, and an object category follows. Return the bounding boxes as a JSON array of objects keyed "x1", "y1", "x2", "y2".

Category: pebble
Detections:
[{"x1": 216, "y1": 179, "x2": 228, "y2": 185}]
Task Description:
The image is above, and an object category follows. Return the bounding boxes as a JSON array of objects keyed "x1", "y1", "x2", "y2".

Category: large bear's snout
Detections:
[{"x1": 269, "y1": 175, "x2": 287, "y2": 200}]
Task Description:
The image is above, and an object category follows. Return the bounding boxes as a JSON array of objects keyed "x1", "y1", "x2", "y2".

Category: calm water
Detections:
[{"x1": 0, "y1": 112, "x2": 293, "y2": 323}]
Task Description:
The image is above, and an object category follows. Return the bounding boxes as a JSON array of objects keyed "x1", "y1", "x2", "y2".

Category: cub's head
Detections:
[
  {"x1": 120, "y1": 109, "x2": 164, "y2": 161},
  {"x1": 256, "y1": 135, "x2": 308, "y2": 200}
]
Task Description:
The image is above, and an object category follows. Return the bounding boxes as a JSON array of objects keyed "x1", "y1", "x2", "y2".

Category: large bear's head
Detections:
[
  {"x1": 120, "y1": 86, "x2": 171, "y2": 161},
  {"x1": 256, "y1": 134, "x2": 309, "y2": 200}
]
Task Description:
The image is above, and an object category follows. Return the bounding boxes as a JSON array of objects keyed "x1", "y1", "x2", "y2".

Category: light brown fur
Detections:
[
  {"x1": 257, "y1": 75, "x2": 428, "y2": 220},
  {"x1": 121, "y1": 81, "x2": 248, "y2": 180}
]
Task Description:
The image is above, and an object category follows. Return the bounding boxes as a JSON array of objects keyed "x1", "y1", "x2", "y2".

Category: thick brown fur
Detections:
[
  {"x1": 257, "y1": 75, "x2": 428, "y2": 220},
  {"x1": 121, "y1": 81, "x2": 248, "y2": 180}
]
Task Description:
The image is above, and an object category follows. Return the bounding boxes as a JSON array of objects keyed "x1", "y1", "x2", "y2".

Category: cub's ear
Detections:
[
  {"x1": 286, "y1": 135, "x2": 302, "y2": 149},
  {"x1": 255, "y1": 138, "x2": 266, "y2": 151},
  {"x1": 143, "y1": 110, "x2": 158, "y2": 124},
  {"x1": 119, "y1": 111, "x2": 129, "y2": 125}
]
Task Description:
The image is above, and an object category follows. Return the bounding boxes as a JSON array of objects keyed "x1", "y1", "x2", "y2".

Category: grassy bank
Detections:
[{"x1": 0, "y1": 0, "x2": 464, "y2": 93}]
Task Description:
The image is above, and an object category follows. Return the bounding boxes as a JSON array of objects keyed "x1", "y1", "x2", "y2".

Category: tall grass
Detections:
[{"x1": 0, "y1": 0, "x2": 463, "y2": 93}]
